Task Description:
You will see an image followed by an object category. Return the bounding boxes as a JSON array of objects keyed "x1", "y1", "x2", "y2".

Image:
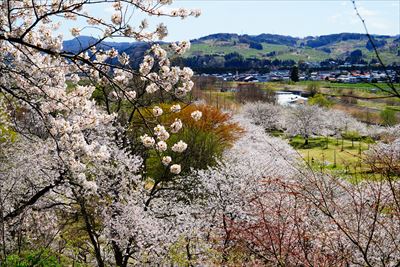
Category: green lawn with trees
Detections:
[{"x1": 291, "y1": 136, "x2": 372, "y2": 175}]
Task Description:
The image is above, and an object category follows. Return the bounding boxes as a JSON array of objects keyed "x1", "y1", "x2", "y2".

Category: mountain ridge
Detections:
[
  {"x1": 62, "y1": 33, "x2": 400, "y2": 71},
  {"x1": 182, "y1": 32, "x2": 400, "y2": 69},
  {"x1": 63, "y1": 32, "x2": 400, "y2": 53}
]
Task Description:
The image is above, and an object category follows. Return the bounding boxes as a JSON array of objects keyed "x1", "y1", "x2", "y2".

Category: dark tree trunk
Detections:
[
  {"x1": 112, "y1": 242, "x2": 126, "y2": 267},
  {"x1": 304, "y1": 135, "x2": 309, "y2": 146},
  {"x1": 79, "y1": 199, "x2": 105, "y2": 267}
]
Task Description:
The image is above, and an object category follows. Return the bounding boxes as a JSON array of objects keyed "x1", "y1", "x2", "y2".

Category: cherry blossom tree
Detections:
[
  {"x1": 365, "y1": 137, "x2": 400, "y2": 176},
  {"x1": 243, "y1": 102, "x2": 373, "y2": 142},
  {"x1": 293, "y1": 173, "x2": 400, "y2": 266},
  {"x1": 189, "y1": 114, "x2": 400, "y2": 266},
  {"x1": 190, "y1": 115, "x2": 302, "y2": 264},
  {"x1": 242, "y1": 102, "x2": 285, "y2": 131},
  {"x1": 284, "y1": 105, "x2": 323, "y2": 144},
  {"x1": 0, "y1": 0, "x2": 205, "y2": 265}
]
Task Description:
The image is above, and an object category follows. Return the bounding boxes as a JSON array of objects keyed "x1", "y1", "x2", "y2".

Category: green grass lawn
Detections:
[
  {"x1": 188, "y1": 42, "x2": 331, "y2": 62},
  {"x1": 296, "y1": 81, "x2": 400, "y2": 90},
  {"x1": 255, "y1": 81, "x2": 400, "y2": 99},
  {"x1": 286, "y1": 135, "x2": 373, "y2": 176}
]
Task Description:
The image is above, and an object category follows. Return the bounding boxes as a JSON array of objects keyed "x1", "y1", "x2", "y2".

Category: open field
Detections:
[
  {"x1": 290, "y1": 136, "x2": 371, "y2": 173},
  {"x1": 292, "y1": 136, "x2": 400, "y2": 183},
  {"x1": 268, "y1": 133, "x2": 392, "y2": 182},
  {"x1": 262, "y1": 81, "x2": 400, "y2": 95}
]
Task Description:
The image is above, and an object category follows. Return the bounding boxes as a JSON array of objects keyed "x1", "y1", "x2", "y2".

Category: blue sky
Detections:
[{"x1": 62, "y1": 0, "x2": 400, "y2": 41}]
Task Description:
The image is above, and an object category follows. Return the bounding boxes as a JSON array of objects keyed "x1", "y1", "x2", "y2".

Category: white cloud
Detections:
[
  {"x1": 329, "y1": 3, "x2": 391, "y2": 33},
  {"x1": 357, "y1": 6, "x2": 378, "y2": 18},
  {"x1": 355, "y1": 6, "x2": 391, "y2": 31},
  {"x1": 329, "y1": 13, "x2": 342, "y2": 23}
]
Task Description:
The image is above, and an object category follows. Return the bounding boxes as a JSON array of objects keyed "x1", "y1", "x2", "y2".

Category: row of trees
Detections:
[
  {"x1": 242, "y1": 102, "x2": 380, "y2": 144},
  {"x1": 173, "y1": 53, "x2": 297, "y2": 73}
]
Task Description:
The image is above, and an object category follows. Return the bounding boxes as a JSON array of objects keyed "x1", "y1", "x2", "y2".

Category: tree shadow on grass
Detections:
[{"x1": 289, "y1": 136, "x2": 328, "y2": 149}]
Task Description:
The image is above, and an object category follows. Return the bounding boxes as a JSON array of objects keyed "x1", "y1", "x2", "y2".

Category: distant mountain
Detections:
[
  {"x1": 62, "y1": 36, "x2": 150, "y2": 53},
  {"x1": 179, "y1": 33, "x2": 400, "y2": 72},
  {"x1": 62, "y1": 36, "x2": 98, "y2": 53},
  {"x1": 186, "y1": 32, "x2": 399, "y2": 61},
  {"x1": 62, "y1": 33, "x2": 400, "y2": 71},
  {"x1": 62, "y1": 36, "x2": 150, "y2": 67},
  {"x1": 194, "y1": 33, "x2": 298, "y2": 46}
]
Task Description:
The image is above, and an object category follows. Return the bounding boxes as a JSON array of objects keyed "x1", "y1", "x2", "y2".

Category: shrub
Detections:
[
  {"x1": 306, "y1": 82, "x2": 320, "y2": 97},
  {"x1": 4, "y1": 250, "x2": 62, "y2": 267},
  {"x1": 235, "y1": 84, "x2": 276, "y2": 103},
  {"x1": 380, "y1": 107, "x2": 398, "y2": 126},
  {"x1": 249, "y1": 42, "x2": 263, "y2": 50},
  {"x1": 130, "y1": 104, "x2": 243, "y2": 182},
  {"x1": 308, "y1": 93, "x2": 333, "y2": 108}
]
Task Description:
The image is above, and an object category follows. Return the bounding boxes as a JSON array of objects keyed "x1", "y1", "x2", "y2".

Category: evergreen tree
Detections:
[{"x1": 290, "y1": 66, "x2": 299, "y2": 82}]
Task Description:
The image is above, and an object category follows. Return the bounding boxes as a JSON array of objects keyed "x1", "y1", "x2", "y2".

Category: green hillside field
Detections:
[{"x1": 185, "y1": 35, "x2": 400, "y2": 64}]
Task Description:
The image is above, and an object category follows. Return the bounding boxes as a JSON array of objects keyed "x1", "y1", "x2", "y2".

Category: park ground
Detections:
[{"x1": 193, "y1": 79, "x2": 400, "y2": 178}]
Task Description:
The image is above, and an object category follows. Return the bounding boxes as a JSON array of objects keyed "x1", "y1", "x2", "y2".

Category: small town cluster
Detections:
[{"x1": 202, "y1": 69, "x2": 399, "y2": 83}]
